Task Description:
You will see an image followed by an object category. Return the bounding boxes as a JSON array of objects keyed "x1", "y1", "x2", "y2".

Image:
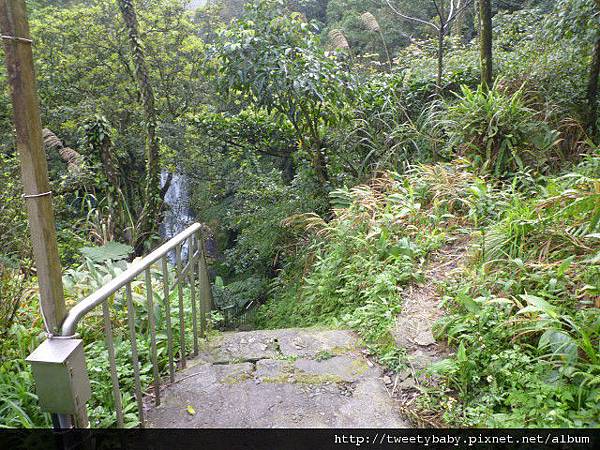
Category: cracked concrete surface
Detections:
[{"x1": 145, "y1": 328, "x2": 409, "y2": 428}]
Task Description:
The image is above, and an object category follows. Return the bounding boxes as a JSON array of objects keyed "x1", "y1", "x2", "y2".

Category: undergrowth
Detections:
[
  {"x1": 421, "y1": 153, "x2": 600, "y2": 428},
  {"x1": 256, "y1": 162, "x2": 491, "y2": 370},
  {"x1": 257, "y1": 154, "x2": 600, "y2": 428},
  {"x1": 444, "y1": 83, "x2": 561, "y2": 176}
]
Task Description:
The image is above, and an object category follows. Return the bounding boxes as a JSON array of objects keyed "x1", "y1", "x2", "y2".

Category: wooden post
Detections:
[{"x1": 0, "y1": 0, "x2": 67, "y2": 335}]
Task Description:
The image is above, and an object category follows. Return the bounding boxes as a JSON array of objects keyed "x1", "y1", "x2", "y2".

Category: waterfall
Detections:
[{"x1": 160, "y1": 169, "x2": 194, "y2": 262}]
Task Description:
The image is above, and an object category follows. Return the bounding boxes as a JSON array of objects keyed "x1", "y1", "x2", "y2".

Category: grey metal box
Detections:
[{"x1": 26, "y1": 338, "x2": 91, "y2": 415}]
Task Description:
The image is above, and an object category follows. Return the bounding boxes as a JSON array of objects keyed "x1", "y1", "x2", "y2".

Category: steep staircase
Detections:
[{"x1": 145, "y1": 328, "x2": 409, "y2": 428}]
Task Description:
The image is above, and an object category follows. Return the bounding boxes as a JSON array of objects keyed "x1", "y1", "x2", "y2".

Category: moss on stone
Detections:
[
  {"x1": 221, "y1": 371, "x2": 253, "y2": 384},
  {"x1": 262, "y1": 369, "x2": 344, "y2": 385},
  {"x1": 350, "y1": 359, "x2": 369, "y2": 375}
]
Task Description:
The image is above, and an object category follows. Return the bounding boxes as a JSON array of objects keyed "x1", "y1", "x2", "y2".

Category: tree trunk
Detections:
[
  {"x1": 313, "y1": 146, "x2": 329, "y2": 185},
  {"x1": 587, "y1": 0, "x2": 600, "y2": 138},
  {"x1": 479, "y1": 0, "x2": 493, "y2": 89},
  {"x1": 437, "y1": 28, "x2": 444, "y2": 91},
  {"x1": 280, "y1": 154, "x2": 295, "y2": 184},
  {"x1": 117, "y1": 0, "x2": 162, "y2": 254},
  {"x1": 590, "y1": 0, "x2": 600, "y2": 137}
]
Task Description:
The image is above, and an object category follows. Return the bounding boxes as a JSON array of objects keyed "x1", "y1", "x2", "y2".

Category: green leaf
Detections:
[
  {"x1": 557, "y1": 256, "x2": 575, "y2": 277},
  {"x1": 518, "y1": 294, "x2": 558, "y2": 318},
  {"x1": 389, "y1": 239, "x2": 416, "y2": 258},
  {"x1": 538, "y1": 330, "x2": 578, "y2": 364},
  {"x1": 427, "y1": 358, "x2": 455, "y2": 374},
  {"x1": 458, "y1": 293, "x2": 481, "y2": 314},
  {"x1": 80, "y1": 241, "x2": 133, "y2": 263}
]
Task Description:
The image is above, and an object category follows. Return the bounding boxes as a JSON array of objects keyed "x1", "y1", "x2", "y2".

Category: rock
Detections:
[
  {"x1": 367, "y1": 360, "x2": 374, "y2": 368},
  {"x1": 278, "y1": 329, "x2": 356, "y2": 357},
  {"x1": 414, "y1": 330, "x2": 436, "y2": 347},
  {"x1": 397, "y1": 377, "x2": 417, "y2": 391},
  {"x1": 294, "y1": 355, "x2": 372, "y2": 383},
  {"x1": 255, "y1": 359, "x2": 291, "y2": 378},
  {"x1": 383, "y1": 375, "x2": 392, "y2": 385},
  {"x1": 397, "y1": 370, "x2": 411, "y2": 380},
  {"x1": 408, "y1": 350, "x2": 438, "y2": 370},
  {"x1": 214, "y1": 331, "x2": 280, "y2": 361}
]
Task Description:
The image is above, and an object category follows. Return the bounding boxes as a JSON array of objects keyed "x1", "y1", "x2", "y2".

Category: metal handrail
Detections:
[
  {"x1": 50, "y1": 222, "x2": 213, "y2": 429},
  {"x1": 60, "y1": 223, "x2": 202, "y2": 337}
]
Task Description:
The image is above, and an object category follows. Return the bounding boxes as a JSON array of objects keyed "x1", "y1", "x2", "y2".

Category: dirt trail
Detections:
[{"x1": 388, "y1": 235, "x2": 471, "y2": 425}]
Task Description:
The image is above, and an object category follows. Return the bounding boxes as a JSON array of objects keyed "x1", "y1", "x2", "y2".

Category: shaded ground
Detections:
[{"x1": 146, "y1": 329, "x2": 409, "y2": 428}]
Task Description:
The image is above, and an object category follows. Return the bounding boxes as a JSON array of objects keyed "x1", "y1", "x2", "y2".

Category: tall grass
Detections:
[
  {"x1": 425, "y1": 154, "x2": 600, "y2": 427},
  {"x1": 257, "y1": 163, "x2": 485, "y2": 367}
]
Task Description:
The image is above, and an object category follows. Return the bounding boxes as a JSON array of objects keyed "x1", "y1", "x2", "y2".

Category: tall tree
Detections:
[
  {"x1": 385, "y1": 0, "x2": 473, "y2": 89},
  {"x1": 213, "y1": 0, "x2": 351, "y2": 190},
  {"x1": 479, "y1": 0, "x2": 493, "y2": 88},
  {"x1": 587, "y1": 0, "x2": 600, "y2": 136},
  {"x1": 117, "y1": 0, "x2": 165, "y2": 253},
  {"x1": 550, "y1": 0, "x2": 600, "y2": 137}
]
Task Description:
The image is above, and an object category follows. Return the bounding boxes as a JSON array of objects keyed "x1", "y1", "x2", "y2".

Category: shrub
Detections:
[
  {"x1": 329, "y1": 74, "x2": 444, "y2": 180},
  {"x1": 445, "y1": 83, "x2": 560, "y2": 176},
  {"x1": 212, "y1": 275, "x2": 267, "y2": 311}
]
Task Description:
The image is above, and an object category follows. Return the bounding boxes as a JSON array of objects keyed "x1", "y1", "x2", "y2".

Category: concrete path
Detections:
[{"x1": 146, "y1": 328, "x2": 409, "y2": 428}]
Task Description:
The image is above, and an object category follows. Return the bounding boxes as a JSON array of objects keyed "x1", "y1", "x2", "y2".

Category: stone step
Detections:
[{"x1": 145, "y1": 328, "x2": 409, "y2": 428}]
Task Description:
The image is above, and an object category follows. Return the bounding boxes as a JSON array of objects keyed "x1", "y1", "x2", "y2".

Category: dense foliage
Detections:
[{"x1": 1, "y1": 0, "x2": 598, "y2": 428}]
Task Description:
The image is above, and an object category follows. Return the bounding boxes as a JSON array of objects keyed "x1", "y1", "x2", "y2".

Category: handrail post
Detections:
[
  {"x1": 161, "y1": 257, "x2": 176, "y2": 383},
  {"x1": 125, "y1": 283, "x2": 145, "y2": 427},
  {"x1": 175, "y1": 244, "x2": 187, "y2": 368},
  {"x1": 145, "y1": 268, "x2": 161, "y2": 406},
  {"x1": 189, "y1": 235, "x2": 199, "y2": 355},
  {"x1": 196, "y1": 230, "x2": 212, "y2": 337},
  {"x1": 102, "y1": 301, "x2": 124, "y2": 427}
]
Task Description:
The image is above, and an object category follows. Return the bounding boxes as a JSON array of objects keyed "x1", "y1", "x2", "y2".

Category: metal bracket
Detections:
[
  {"x1": 22, "y1": 190, "x2": 52, "y2": 199},
  {"x1": 1, "y1": 34, "x2": 33, "y2": 44}
]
